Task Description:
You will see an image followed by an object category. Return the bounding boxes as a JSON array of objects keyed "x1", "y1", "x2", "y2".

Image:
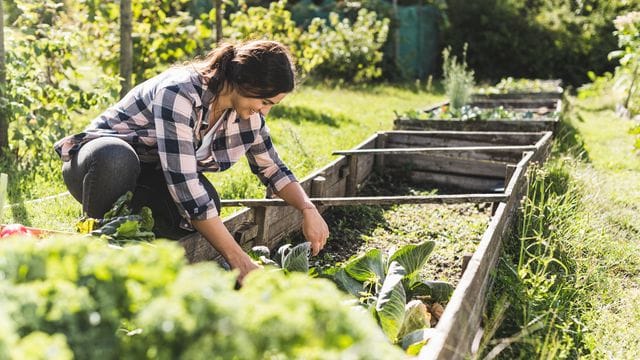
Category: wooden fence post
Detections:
[
  {"x1": 119, "y1": 0, "x2": 133, "y2": 98},
  {"x1": 345, "y1": 155, "x2": 359, "y2": 196},
  {"x1": 374, "y1": 133, "x2": 388, "y2": 174},
  {"x1": 254, "y1": 206, "x2": 270, "y2": 246}
]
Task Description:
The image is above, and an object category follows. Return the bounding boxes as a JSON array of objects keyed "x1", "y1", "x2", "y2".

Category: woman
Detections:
[{"x1": 54, "y1": 40, "x2": 329, "y2": 281}]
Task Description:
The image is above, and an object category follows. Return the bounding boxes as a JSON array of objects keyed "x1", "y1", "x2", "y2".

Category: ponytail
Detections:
[
  {"x1": 194, "y1": 43, "x2": 237, "y2": 97},
  {"x1": 192, "y1": 40, "x2": 296, "y2": 100}
]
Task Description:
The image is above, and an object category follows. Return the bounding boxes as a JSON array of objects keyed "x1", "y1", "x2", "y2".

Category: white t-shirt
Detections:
[{"x1": 195, "y1": 111, "x2": 226, "y2": 160}]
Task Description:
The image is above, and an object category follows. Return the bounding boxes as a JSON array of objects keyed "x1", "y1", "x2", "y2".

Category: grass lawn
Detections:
[
  {"x1": 483, "y1": 90, "x2": 640, "y2": 359},
  {"x1": 2, "y1": 83, "x2": 444, "y2": 231}
]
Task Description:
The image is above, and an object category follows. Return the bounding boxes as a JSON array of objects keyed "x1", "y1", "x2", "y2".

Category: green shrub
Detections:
[
  {"x1": 610, "y1": 12, "x2": 640, "y2": 117},
  {"x1": 226, "y1": 0, "x2": 389, "y2": 82},
  {"x1": 310, "y1": 9, "x2": 390, "y2": 82},
  {"x1": 444, "y1": 0, "x2": 640, "y2": 85},
  {"x1": 2, "y1": 0, "x2": 116, "y2": 198}
]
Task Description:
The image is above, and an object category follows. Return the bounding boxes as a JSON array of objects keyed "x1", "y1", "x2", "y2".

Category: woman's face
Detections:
[{"x1": 231, "y1": 91, "x2": 287, "y2": 120}]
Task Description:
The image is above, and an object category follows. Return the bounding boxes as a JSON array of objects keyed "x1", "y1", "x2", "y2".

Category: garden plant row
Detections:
[{"x1": 395, "y1": 89, "x2": 563, "y2": 133}]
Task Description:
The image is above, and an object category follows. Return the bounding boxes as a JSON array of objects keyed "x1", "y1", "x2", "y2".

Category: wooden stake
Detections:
[
  {"x1": 345, "y1": 155, "x2": 359, "y2": 196},
  {"x1": 0, "y1": 173, "x2": 7, "y2": 223}
]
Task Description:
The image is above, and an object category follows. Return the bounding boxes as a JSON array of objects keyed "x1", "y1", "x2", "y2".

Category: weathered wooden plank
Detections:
[
  {"x1": 356, "y1": 152, "x2": 375, "y2": 185},
  {"x1": 472, "y1": 92, "x2": 562, "y2": 100},
  {"x1": 337, "y1": 147, "x2": 528, "y2": 163},
  {"x1": 421, "y1": 148, "x2": 536, "y2": 360},
  {"x1": 334, "y1": 145, "x2": 537, "y2": 156},
  {"x1": 220, "y1": 194, "x2": 508, "y2": 207},
  {"x1": 386, "y1": 154, "x2": 508, "y2": 178},
  {"x1": 393, "y1": 119, "x2": 557, "y2": 132},
  {"x1": 386, "y1": 131, "x2": 545, "y2": 146},
  {"x1": 469, "y1": 98, "x2": 560, "y2": 108},
  {"x1": 406, "y1": 171, "x2": 504, "y2": 193}
]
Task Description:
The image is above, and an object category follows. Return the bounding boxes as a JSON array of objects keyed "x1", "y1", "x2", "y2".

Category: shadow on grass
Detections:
[
  {"x1": 553, "y1": 113, "x2": 590, "y2": 162},
  {"x1": 269, "y1": 104, "x2": 353, "y2": 127}
]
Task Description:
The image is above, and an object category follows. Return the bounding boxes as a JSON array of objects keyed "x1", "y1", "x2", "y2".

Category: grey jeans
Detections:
[{"x1": 62, "y1": 137, "x2": 220, "y2": 240}]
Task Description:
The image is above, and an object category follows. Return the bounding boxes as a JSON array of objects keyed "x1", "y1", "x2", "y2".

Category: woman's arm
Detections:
[
  {"x1": 276, "y1": 181, "x2": 329, "y2": 256},
  {"x1": 191, "y1": 216, "x2": 258, "y2": 283}
]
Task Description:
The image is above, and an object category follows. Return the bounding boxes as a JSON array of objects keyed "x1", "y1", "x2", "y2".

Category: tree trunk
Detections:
[
  {"x1": 0, "y1": 0, "x2": 8, "y2": 150},
  {"x1": 215, "y1": 0, "x2": 222, "y2": 44},
  {"x1": 119, "y1": 0, "x2": 133, "y2": 98}
]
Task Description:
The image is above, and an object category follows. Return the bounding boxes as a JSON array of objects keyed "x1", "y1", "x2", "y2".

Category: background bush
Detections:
[{"x1": 443, "y1": 0, "x2": 640, "y2": 86}]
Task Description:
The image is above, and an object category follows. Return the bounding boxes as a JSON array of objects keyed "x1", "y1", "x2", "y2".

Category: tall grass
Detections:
[
  {"x1": 481, "y1": 87, "x2": 640, "y2": 358},
  {"x1": 480, "y1": 160, "x2": 587, "y2": 359}
]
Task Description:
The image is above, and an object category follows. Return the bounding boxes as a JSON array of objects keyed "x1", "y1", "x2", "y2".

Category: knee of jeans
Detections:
[{"x1": 87, "y1": 138, "x2": 140, "y2": 178}]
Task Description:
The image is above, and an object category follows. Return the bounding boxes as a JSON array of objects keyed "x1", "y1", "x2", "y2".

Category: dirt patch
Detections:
[{"x1": 285, "y1": 173, "x2": 493, "y2": 287}]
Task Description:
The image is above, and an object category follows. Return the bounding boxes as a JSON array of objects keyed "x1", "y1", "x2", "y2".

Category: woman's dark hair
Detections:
[{"x1": 194, "y1": 40, "x2": 296, "y2": 99}]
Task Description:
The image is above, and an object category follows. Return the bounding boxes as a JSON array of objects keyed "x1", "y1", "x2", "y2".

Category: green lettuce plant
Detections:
[{"x1": 0, "y1": 236, "x2": 404, "y2": 359}]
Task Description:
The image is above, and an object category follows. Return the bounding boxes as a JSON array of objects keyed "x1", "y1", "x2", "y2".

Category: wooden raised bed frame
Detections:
[
  {"x1": 179, "y1": 130, "x2": 553, "y2": 360},
  {"x1": 394, "y1": 95, "x2": 563, "y2": 133}
]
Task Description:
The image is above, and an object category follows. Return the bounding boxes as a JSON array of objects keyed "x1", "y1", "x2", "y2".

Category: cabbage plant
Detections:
[{"x1": 326, "y1": 241, "x2": 454, "y2": 353}]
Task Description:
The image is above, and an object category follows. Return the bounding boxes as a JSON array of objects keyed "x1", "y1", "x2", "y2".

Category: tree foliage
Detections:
[
  {"x1": 1, "y1": 0, "x2": 116, "y2": 197},
  {"x1": 444, "y1": 0, "x2": 640, "y2": 85}
]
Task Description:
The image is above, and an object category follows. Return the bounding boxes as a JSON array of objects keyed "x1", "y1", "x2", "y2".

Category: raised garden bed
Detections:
[
  {"x1": 394, "y1": 88, "x2": 564, "y2": 132},
  {"x1": 179, "y1": 128, "x2": 553, "y2": 359}
]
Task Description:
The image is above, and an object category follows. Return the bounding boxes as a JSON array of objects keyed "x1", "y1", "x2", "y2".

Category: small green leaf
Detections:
[
  {"x1": 345, "y1": 248, "x2": 385, "y2": 284},
  {"x1": 139, "y1": 207, "x2": 154, "y2": 232},
  {"x1": 115, "y1": 220, "x2": 140, "y2": 237},
  {"x1": 409, "y1": 281, "x2": 454, "y2": 303},
  {"x1": 332, "y1": 268, "x2": 365, "y2": 298},
  {"x1": 388, "y1": 241, "x2": 436, "y2": 281},
  {"x1": 275, "y1": 243, "x2": 292, "y2": 268},
  {"x1": 248, "y1": 246, "x2": 270, "y2": 261},
  {"x1": 398, "y1": 300, "x2": 430, "y2": 339},
  {"x1": 401, "y1": 328, "x2": 436, "y2": 354}
]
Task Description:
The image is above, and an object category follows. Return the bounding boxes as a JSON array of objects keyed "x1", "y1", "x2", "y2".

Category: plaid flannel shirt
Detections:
[{"x1": 54, "y1": 67, "x2": 297, "y2": 221}]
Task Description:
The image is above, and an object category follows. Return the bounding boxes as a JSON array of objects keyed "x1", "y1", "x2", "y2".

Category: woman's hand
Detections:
[
  {"x1": 192, "y1": 216, "x2": 261, "y2": 285},
  {"x1": 226, "y1": 252, "x2": 261, "y2": 284},
  {"x1": 301, "y1": 207, "x2": 329, "y2": 256}
]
